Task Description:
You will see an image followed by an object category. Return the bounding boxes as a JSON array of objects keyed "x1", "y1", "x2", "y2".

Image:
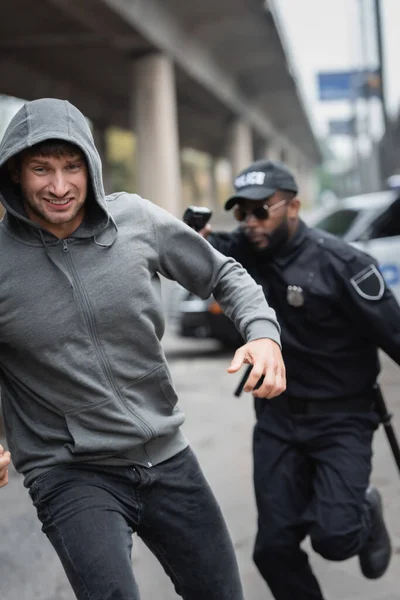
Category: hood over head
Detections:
[{"x1": 0, "y1": 98, "x2": 112, "y2": 242}]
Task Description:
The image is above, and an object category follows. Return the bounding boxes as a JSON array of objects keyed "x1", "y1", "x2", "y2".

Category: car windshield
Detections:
[{"x1": 312, "y1": 208, "x2": 360, "y2": 237}]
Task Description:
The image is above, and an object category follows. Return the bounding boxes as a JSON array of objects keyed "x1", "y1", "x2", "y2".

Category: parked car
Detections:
[
  {"x1": 178, "y1": 291, "x2": 243, "y2": 347},
  {"x1": 308, "y1": 189, "x2": 400, "y2": 298},
  {"x1": 177, "y1": 190, "x2": 400, "y2": 346}
]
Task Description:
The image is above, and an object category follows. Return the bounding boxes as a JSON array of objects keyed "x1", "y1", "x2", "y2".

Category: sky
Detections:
[{"x1": 273, "y1": 0, "x2": 400, "y2": 157}]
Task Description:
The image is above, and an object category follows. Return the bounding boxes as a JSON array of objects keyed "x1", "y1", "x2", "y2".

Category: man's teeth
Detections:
[{"x1": 48, "y1": 199, "x2": 70, "y2": 205}]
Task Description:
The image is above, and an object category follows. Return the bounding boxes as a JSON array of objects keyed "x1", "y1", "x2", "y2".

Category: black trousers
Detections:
[{"x1": 252, "y1": 396, "x2": 380, "y2": 600}]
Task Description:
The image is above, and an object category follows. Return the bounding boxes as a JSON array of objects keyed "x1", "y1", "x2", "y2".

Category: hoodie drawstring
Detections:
[{"x1": 93, "y1": 216, "x2": 118, "y2": 248}]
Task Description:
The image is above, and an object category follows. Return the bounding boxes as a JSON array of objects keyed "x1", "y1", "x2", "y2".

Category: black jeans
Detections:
[
  {"x1": 29, "y1": 447, "x2": 244, "y2": 600},
  {"x1": 252, "y1": 397, "x2": 380, "y2": 600}
]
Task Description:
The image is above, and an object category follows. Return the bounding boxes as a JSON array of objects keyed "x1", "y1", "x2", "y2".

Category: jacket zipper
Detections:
[{"x1": 62, "y1": 239, "x2": 155, "y2": 458}]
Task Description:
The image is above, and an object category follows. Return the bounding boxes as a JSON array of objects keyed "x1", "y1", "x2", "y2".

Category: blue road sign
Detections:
[
  {"x1": 329, "y1": 118, "x2": 356, "y2": 136},
  {"x1": 317, "y1": 70, "x2": 381, "y2": 102}
]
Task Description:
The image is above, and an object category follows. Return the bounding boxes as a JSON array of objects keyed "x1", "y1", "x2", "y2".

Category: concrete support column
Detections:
[
  {"x1": 279, "y1": 147, "x2": 289, "y2": 164},
  {"x1": 133, "y1": 53, "x2": 181, "y2": 216},
  {"x1": 208, "y1": 157, "x2": 219, "y2": 210},
  {"x1": 253, "y1": 136, "x2": 268, "y2": 162},
  {"x1": 229, "y1": 119, "x2": 253, "y2": 176},
  {"x1": 282, "y1": 148, "x2": 316, "y2": 209},
  {"x1": 286, "y1": 148, "x2": 302, "y2": 188},
  {"x1": 298, "y1": 161, "x2": 318, "y2": 209},
  {"x1": 265, "y1": 142, "x2": 282, "y2": 163},
  {"x1": 92, "y1": 122, "x2": 112, "y2": 195}
]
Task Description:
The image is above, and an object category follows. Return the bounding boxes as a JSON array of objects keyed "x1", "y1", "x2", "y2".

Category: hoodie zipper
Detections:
[{"x1": 61, "y1": 239, "x2": 155, "y2": 453}]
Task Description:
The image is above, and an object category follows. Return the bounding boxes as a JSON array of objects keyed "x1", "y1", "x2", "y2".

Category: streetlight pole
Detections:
[
  {"x1": 374, "y1": 0, "x2": 388, "y2": 132},
  {"x1": 373, "y1": 0, "x2": 392, "y2": 179}
]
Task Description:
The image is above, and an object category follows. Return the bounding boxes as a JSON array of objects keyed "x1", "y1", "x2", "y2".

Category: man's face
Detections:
[
  {"x1": 15, "y1": 150, "x2": 88, "y2": 238},
  {"x1": 235, "y1": 192, "x2": 298, "y2": 253}
]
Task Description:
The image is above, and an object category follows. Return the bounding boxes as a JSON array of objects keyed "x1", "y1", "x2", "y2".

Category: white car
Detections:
[{"x1": 308, "y1": 190, "x2": 400, "y2": 302}]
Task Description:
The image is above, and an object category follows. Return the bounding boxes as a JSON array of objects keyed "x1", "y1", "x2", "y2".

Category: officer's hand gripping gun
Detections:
[{"x1": 183, "y1": 206, "x2": 212, "y2": 232}]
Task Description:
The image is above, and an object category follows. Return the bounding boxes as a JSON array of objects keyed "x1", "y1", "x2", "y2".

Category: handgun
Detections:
[{"x1": 183, "y1": 206, "x2": 212, "y2": 232}]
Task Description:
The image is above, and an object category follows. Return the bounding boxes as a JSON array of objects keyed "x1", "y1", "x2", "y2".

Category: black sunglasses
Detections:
[{"x1": 233, "y1": 198, "x2": 287, "y2": 222}]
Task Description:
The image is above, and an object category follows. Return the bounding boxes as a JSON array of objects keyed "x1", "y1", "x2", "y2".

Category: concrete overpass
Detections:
[{"x1": 0, "y1": 0, "x2": 321, "y2": 214}]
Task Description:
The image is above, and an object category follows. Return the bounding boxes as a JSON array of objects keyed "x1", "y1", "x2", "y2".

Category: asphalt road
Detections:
[{"x1": 1, "y1": 331, "x2": 400, "y2": 600}]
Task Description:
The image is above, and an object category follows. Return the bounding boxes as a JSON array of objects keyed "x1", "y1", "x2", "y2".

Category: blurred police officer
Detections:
[{"x1": 201, "y1": 159, "x2": 397, "y2": 600}]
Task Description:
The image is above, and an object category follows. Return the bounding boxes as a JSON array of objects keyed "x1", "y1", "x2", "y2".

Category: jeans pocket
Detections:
[
  {"x1": 29, "y1": 467, "x2": 61, "y2": 503},
  {"x1": 157, "y1": 446, "x2": 204, "y2": 483}
]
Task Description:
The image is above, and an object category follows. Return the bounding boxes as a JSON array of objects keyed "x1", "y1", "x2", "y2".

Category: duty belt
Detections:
[{"x1": 279, "y1": 394, "x2": 375, "y2": 415}]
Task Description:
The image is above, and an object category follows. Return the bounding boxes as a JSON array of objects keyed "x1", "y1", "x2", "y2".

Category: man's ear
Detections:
[
  {"x1": 287, "y1": 197, "x2": 301, "y2": 218},
  {"x1": 7, "y1": 158, "x2": 19, "y2": 184}
]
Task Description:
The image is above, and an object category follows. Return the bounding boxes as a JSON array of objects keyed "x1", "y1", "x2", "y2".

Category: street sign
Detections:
[
  {"x1": 317, "y1": 69, "x2": 381, "y2": 101},
  {"x1": 328, "y1": 118, "x2": 356, "y2": 136}
]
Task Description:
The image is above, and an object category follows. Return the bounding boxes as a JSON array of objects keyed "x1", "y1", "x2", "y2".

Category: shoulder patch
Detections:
[{"x1": 350, "y1": 264, "x2": 385, "y2": 300}]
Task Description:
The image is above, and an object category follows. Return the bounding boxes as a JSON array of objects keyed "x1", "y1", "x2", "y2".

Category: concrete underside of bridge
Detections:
[{"x1": 0, "y1": 0, "x2": 321, "y2": 211}]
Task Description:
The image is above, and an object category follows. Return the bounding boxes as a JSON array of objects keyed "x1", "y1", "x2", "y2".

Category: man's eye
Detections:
[
  {"x1": 67, "y1": 163, "x2": 80, "y2": 171},
  {"x1": 33, "y1": 167, "x2": 46, "y2": 173}
]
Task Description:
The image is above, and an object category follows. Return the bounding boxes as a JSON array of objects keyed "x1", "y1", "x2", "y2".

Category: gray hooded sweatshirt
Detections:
[{"x1": 0, "y1": 98, "x2": 280, "y2": 487}]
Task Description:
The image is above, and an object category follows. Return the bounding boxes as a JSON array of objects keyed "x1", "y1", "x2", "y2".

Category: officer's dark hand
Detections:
[
  {"x1": 227, "y1": 338, "x2": 286, "y2": 399},
  {"x1": 198, "y1": 224, "x2": 212, "y2": 239}
]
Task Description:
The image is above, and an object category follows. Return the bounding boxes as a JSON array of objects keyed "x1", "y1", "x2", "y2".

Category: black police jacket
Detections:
[{"x1": 208, "y1": 220, "x2": 400, "y2": 400}]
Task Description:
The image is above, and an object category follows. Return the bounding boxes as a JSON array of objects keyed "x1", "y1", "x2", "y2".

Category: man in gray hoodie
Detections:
[{"x1": 0, "y1": 98, "x2": 285, "y2": 600}]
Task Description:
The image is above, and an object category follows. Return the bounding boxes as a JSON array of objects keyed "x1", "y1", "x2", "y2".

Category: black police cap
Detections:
[{"x1": 224, "y1": 160, "x2": 298, "y2": 210}]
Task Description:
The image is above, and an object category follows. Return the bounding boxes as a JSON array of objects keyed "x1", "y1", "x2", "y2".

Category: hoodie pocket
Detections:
[
  {"x1": 64, "y1": 365, "x2": 183, "y2": 456},
  {"x1": 120, "y1": 364, "x2": 183, "y2": 438},
  {"x1": 64, "y1": 397, "x2": 151, "y2": 456}
]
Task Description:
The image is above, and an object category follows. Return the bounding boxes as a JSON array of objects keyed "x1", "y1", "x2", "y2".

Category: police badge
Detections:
[{"x1": 286, "y1": 285, "x2": 304, "y2": 307}]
